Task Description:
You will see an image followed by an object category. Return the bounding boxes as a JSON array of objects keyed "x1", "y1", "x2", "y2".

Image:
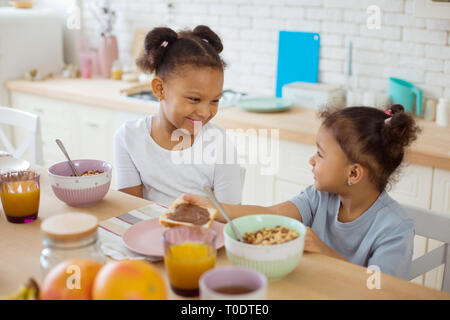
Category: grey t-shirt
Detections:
[{"x1": 289, "y1": 185, "x2": 414, "y2": 280}]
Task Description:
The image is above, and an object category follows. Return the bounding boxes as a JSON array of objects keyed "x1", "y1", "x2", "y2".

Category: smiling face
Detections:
[
  {"x1": 155, "y1": 65, "x2": 223, "y2": 136},
  {"x1": 309, "y1": 125, "x2": 352, "y2": 193}
]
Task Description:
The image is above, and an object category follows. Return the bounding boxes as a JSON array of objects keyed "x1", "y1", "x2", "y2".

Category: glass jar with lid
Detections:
[{"x1": 40, "y1": 213, "x2": 106, "y2": 278}]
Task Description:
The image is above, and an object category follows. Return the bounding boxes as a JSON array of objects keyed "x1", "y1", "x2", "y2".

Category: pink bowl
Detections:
[{"x1": 48, "y1": 159, "x2": 112, "y2": 207}]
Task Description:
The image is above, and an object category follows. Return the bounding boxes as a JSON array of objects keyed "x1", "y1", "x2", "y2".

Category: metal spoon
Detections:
[
  {"x1": 55, "y1": 139, "x2": 79, "y2": 177},
  {"x1": 203, "y1": 186, "x2": 243, "y2": 242}
]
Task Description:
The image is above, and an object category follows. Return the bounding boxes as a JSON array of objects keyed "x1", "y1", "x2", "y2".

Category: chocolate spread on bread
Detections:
[{"x1": 167, "y1": 203, "x2": 210, "y2": 226}]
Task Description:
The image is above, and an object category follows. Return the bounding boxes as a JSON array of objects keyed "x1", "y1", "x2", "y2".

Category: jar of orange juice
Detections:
[
  {"x1": 40, "y1": 213, "x2": 106, "y2": 278},
  {"x1": 0, "y1": 170, "x2": 40, "y2": 223}
]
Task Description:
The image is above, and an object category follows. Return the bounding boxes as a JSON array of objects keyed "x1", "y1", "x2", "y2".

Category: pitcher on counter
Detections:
[
  {"x1": 114, "y1": 25, "x2": 242, "y2": 207},
  {"x1": 184, "y1": 104, "x2": 421, "y2": 280}
]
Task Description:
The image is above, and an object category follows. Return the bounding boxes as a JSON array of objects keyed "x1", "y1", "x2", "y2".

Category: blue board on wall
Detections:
[{"x1": 275, "y1": 31, "x2": 320, "y2": 98}]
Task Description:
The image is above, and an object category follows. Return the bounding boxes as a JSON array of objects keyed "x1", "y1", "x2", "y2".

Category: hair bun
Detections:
[
  {"x1": 136, "y1": 27, "x2": 178, "y2": 74},
  {"x1": 193, "y1": 25, "x2": 223, "y2": 53},
  {"x1": 389, "y1": 104, "x2": 405, "y2": 115},
  {"x1": 144, "y1": 27, "x2": 178, "y2": 54},
  {"x1": 382, "y1": 103, "x2": 419, "y2": 148}
]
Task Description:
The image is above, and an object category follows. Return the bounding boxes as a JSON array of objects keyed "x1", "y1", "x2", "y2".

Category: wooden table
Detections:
[{"x1": 1, "y1": 166, "x2": 449, "y2": 300}]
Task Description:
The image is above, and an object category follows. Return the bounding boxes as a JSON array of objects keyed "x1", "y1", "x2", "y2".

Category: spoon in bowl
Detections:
[
  {"x1": 203, "y1": 186, "x2": 243, "y2": 242},
  {"x1": 55, "y1": 139, "x2": 79, "y2": 177}
]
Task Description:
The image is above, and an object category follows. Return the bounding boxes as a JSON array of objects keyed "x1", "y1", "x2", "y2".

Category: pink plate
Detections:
[{"x1": 122, "y1": 219, "x2": 225, "y2": 257}]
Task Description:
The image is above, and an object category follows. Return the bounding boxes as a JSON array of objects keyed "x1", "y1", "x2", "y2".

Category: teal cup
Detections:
[{"x1": 389, "y1": 77, "x2": 422, "y2": 116}]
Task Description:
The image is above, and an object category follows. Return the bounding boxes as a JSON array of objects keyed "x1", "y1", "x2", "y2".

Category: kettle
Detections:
[{"x1": 389, "y1": 77, "x2": 423, "y2": 116}]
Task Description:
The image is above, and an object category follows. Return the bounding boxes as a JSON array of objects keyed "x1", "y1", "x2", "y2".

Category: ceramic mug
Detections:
[
  {"x1": 199, "y1": 266, "x2": 267, "y2": 300},
  {"x1": 389, "y1": 77, "x2": 423, "y2": 116}
]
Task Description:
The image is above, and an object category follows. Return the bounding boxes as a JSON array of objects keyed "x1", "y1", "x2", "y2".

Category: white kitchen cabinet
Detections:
[
  {"x1": 115, "y1": 110, "x2": 147, "y2": 131},
  {"x1": 234, "y1": 133, "x2": 314, "y2": 207},
  {"x1": 388, "y1": 164, "x2": 434, "y2": 287},
  {"x1": 77, "y1": 105, "x2": 115, "y2": 164},
  {"x1": 425, "y1": 168, "x2": 450, "y2": 291},
  {"x1": 273, "y1": 140, "x2": 315, "y2": 204},
  {"x1": 10, "y1": 92, "x2": 75, "y2": 167},
  {"x1": 241, "y1": 139, "x2": 315, "y2": 206},
  {"x1": 240, "y1": 163, "x2": 275, "y2": 206},
  {"x1": 277, "y1": 140, "x2": 316, "y2": 185},
  {"x1": 388, "y1": 164, "x2": 433, "y2": 209},
  {"x1": 230, "y1": 130, "x2": 275, "y2": 206},
  {"x1": 430, "y1": 168, "x2": 450, "y2": 224},
  {"x1": 274, "y1": 179, "x2": 303, "y2": 204}
]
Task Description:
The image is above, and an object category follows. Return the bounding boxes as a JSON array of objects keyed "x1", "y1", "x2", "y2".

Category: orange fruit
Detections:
[
  {"x1": 40, "y1": 259, "x2": 103, "y2": 300},
  {"x1": 92, "y1": 260, "x2": 167, "y2": 300}
]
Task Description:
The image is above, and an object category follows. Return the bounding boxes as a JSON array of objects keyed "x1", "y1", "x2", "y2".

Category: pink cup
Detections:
[{"x1": 199, "y1": 266, "x2": 267, "y2": 300}]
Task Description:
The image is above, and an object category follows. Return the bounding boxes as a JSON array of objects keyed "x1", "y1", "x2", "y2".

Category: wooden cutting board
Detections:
[
  {"x1": 276, "y1": 31, "x2": 320, "y2": 97},
  {"x1": 119, "y1": 82, "x2": 151, "y2": 95}
]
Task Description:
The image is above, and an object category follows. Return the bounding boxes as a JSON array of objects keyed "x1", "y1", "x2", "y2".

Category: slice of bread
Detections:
[{"x1": 159, "y1": 197, "x2": 218, "y2": 228}]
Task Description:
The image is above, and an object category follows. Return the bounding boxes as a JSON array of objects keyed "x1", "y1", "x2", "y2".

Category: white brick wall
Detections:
[{"x1": 77, "y1": 0, "x2": 449, "y2": 100}]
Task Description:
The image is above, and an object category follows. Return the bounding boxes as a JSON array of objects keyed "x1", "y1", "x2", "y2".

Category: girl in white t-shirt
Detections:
[{"x1": 114, "y1": 25, "x2": 241, "y2": 206}]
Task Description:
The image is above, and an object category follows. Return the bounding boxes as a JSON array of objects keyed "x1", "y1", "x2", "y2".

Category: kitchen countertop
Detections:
[{"x1": 5, "y1": 78, "x2": 450, "y2": 170}]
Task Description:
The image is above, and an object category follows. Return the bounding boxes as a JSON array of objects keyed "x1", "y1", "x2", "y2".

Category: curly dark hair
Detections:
[
  {"x1": 318, "y1": 104, "x2": 422, "y2": 192},
  {"x1": 136, "y1": 25, "x2": 226, "y2": 79}
]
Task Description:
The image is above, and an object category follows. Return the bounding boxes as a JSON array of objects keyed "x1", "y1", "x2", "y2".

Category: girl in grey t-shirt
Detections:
[{"x1": 184, "y1": 104, "x2": 421, "y2": 280}]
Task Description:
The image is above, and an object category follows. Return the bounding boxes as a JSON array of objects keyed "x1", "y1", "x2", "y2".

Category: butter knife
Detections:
[{"x1": 203, "y1": 186, "x2": 243, "y2": 242}]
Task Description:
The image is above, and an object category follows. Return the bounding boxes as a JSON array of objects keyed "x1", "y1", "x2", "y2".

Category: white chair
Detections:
[
  {"x1": 403, "y1": 204, "x2": 450, "y2": 292},
  {"x1": 0, "y1": 106, "x2": 43, "y2": 165}
]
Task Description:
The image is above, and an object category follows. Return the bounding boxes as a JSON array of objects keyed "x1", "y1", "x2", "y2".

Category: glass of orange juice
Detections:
[
  {"x1": 0, "y1": 170, "x2": 40, "y2": 223},
  {"x1": 163, "y1": 226, "x2": 216, "y2": 297}
]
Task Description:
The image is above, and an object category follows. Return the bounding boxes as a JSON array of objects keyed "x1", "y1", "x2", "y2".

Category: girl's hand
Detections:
[
  {"x1": 304, "y1": 227, "x2": 348, "y2": 262},
  {"x1": 304, "y1": 227, "x2": 327, "y2": 254},
  {"x1": 182, "y1": 193, "x2": 213, "y2": 208}
]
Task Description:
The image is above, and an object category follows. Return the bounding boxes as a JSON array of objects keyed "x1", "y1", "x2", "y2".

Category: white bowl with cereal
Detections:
[{"x1": 223, "y1": 214, "x2": 306, "y2": 281}]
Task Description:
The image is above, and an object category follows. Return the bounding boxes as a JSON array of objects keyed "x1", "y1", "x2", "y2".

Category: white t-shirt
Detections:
[{"x1": 113, "y1": 115, "x2": 242, "y2": 207}]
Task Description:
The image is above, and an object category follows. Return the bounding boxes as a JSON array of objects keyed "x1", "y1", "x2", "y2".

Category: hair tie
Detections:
[
  {"x1": 383, "y1": 109, "x2": 392, "y2": 124},
  {"x1": 201, "y1": 38, "x2": 208, "y2": 43},
  {"x1": 160, "y1": 40, "x2": 168, "y2": 48}
]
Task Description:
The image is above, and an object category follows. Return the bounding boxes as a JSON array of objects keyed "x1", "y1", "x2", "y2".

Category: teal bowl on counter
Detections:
[{"x1": 223, "y1": 215, "x2": 306, "y2": 281}]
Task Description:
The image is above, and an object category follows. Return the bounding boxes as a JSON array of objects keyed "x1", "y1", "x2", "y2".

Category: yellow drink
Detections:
[
  {"x1": 0, "y1": 171, "x2": 40, "y2": 223},
  {"x1": 111, "y1": 69, "x2": 122, "y2": 80},
  {"x1": 165, "y1": 241, "x2": 216, "y2": 294}
]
